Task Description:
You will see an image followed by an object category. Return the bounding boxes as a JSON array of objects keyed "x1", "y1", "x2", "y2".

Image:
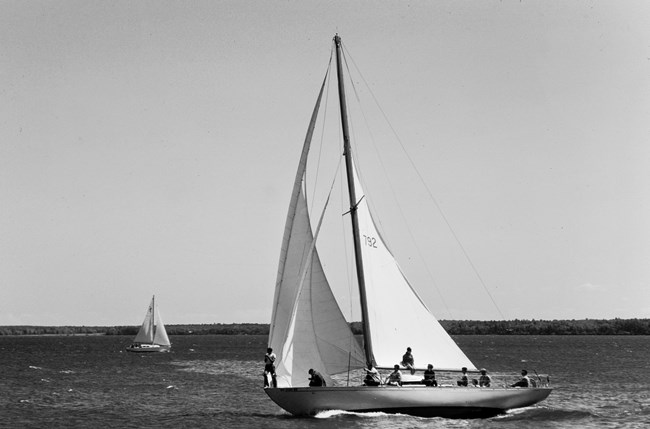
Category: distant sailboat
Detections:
[
  {"x1": 126, "y1": 295, "x2": 171, "y2": 353},
  {"x1": 264, "y1": 35, "x2": 552, "y2": 418}
]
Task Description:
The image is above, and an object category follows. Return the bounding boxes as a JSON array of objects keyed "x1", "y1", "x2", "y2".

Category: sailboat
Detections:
[
  {"x1": 126, "y1": 295, "x2": 171, "y2": 353},
  {"x1": 264, "y1": 35, "x2": 552, "y2": 418}
]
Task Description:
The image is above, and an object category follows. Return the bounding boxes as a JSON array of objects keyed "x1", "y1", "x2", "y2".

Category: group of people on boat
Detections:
[
  {"x1": 367, "y1": 347, "x2": 438, "y2": 387},
  {"x1": 362, "y1": 347, "x2": 528, "y2": 388},
  {"x1": 457, "y1": 366, "x2": 492, "y2": 387},
  {"x1": 261, "y1": 347, "x2": 327, "y2": 388},
  {"x1": 263, "y1": 345, "x2": 534, "y2": 389}
]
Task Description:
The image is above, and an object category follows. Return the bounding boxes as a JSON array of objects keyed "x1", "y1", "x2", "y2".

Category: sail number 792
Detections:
[{"x1": 363, "y1": 235, "x2": 377, "y2": 248}]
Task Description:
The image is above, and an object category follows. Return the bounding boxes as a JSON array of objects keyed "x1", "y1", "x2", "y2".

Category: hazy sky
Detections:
[{"x1": 2, "y1": 1, "x2": 649, "y2": 326}]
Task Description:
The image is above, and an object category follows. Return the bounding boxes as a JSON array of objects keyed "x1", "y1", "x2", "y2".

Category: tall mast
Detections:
[
  {"x1": 151, "y1": 295, "x2": 156, "y2": 344},
  {"x1": 334, "y1": 35, "x2": 374, "y2": 366}
]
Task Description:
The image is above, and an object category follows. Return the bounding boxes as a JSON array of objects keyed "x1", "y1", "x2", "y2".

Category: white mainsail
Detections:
[
  {"x1": 133, "y1": 298, "x2": 155, "y2": 344},
  {"x1": 351, "y1": 162, "x2": 476, "y2": 371}
]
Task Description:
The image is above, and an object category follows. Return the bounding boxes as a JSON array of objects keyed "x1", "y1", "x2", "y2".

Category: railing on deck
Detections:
[{"x1": 331, "y1": 368, "x2": 552, "y2": 388}]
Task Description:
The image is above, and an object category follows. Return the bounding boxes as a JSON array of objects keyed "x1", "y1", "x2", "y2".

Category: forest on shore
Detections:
[{"x1": 1, "y1": 318, "x2": 649, "y2": 336}]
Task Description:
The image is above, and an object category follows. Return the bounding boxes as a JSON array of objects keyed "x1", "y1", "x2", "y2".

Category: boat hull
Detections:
[
  {"x1": 264, "y1": 385, "x2": 552, "y2": 418},
  {"x1": 125, "y1": 344, "x2": 170, "y2": 353}
]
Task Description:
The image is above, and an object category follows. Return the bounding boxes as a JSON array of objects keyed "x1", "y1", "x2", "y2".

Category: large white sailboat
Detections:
[
  {"x1": 264, "y1": 35, "x2": 552, "y2": 418},
  {"x1": 126, "y1": 295, "x2": 171, "y2": 353}
]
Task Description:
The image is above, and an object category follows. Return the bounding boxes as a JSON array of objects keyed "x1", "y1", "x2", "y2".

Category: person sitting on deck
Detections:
[
  {"x1": 308, "y1": 368, "x2": 326, "y2": 387},
  {"x1": 386, "y1": 364, "x2": 402, "y2": 386},
  {"x1": 511, "y1": 369, "x2": 531, "y2": 388},
  {"x1": 478, "y1": 368, "x2": 491, "y2": 387},
  {"x1": 422, "y1": 363, "x2": 437, "y2": 387},
  {"x1": 401, "y1": 347, "x2": 416, "y2": 375},
  {"x1": 363, "y1": 363, "x2": 382, "y2": 386},
  {"x1": 457, "y1": 367, "x2": 469, "y2": 386}
]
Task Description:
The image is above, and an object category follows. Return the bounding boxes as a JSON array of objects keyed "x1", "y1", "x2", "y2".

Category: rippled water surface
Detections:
[{"x1": 1, "y1": 335, "x2": 648, "y2": 428}]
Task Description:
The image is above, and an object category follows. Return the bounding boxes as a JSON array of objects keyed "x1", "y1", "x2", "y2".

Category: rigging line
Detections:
[
  {"x1": 325, "y1": 46, "x2": 356, "y2": 324},
  {"x1": 343, "y1": 43, "x2": 505, "y2": 320},
  {"x1": 308, "y1": 47, "x2": 334, "y2": 213},
  {"x1": 340, "y1": 41, "x2": 453, "y2": 318},
  {"x1": 297, "y1": 155, "x2": 343, "y2": 337},
  {"x1": 335, "y1": 117, "x2": 357, "y2": 325},
  {"x1": 337, "y1": 44, "x2": 362, "y2": 325}
]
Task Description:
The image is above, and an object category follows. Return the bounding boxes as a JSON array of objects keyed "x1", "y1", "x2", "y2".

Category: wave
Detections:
[{"x1": 170, "y1": 359, "x2": 260, "y2": 381}]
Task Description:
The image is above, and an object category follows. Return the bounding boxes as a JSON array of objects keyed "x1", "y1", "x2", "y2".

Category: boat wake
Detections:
[
  {"x1": 314, "y1": 410, "x2": 391, "y2": 419},
  {"x1": 500, "y1": 405, "x2": 593, "y2": 422},
  {"x1": 319, "y1": 405, "x2": 593, "y2": 424}
]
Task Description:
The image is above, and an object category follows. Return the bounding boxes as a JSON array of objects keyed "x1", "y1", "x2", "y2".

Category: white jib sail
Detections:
[
  {"x1": 153, "y1": 307, "x2": 171, "y2": 347},
  {"x1": 352, "y1": 161, "x2": 476, "y2": 371},
  {"x1": 269, "y1": 74, "x2": 365, "y2": 387},
  {"x1": 272, "y1": 184, "x2": 365, "y2": 387}
]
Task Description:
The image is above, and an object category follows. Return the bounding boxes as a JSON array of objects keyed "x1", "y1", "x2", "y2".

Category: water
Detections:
[{"x1": 1, "y1": 335, "x2": 648, "y2": 428}]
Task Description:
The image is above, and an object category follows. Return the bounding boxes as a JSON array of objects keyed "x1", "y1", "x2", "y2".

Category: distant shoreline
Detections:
[{"x1": 1, "y1": 319, "x2": 648, "y2": 336}]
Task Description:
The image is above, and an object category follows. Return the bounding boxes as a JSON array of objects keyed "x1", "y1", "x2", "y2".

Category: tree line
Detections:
[{"x1": 1, "y1": 319, "x2": 648, "y2": 336}]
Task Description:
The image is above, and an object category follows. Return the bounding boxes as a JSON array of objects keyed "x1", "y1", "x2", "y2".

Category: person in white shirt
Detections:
[
  {"x1": 264, "y1": 347, "x2": 277, "y2": 388},
  {"x1": 386, "y1": 364, "x2": 402, "y2": 386}
]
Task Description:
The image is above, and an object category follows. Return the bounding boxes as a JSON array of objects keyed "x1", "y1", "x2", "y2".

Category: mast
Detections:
[
  {"x1": 151, "y1": 295, "x2": 156, "y2": 344},
  {"x1": 334, "y1": 34, "x2": 374, "y2": 366}
]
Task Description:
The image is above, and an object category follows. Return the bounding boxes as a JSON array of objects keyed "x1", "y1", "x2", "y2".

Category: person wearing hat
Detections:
[{"x1": 478, "y1": 368, "x2": 491, "y2": 387}]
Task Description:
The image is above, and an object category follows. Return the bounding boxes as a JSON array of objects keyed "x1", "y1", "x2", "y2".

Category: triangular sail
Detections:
[
  {"x1": 351, "y1": 162, "x2": 476, "y2": 371},
  {"x1": 153, "y1": 307, "x2": 171, "y2": 346},
  {"x1": 269, "y1": 72, "x2": 365, "y2": 387},
  {"x1": 276, "y1": 189, "x2": 365, "y2": 387},
  {"x1": 133, "y1": 297, "x2": 155, "y2": 344}
]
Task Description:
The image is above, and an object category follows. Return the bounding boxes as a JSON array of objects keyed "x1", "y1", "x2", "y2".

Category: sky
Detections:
[{"x1": 1, "y1": 1, "x2": 649, "y2": 326}]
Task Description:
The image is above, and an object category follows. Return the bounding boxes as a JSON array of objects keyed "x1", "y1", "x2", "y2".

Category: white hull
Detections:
[
  {"x1": 125, "y1": 344, "x2": 170, "y2": 353},
  {"x1": 265, "y1": 385, "x2": 552, "y2": 418}
]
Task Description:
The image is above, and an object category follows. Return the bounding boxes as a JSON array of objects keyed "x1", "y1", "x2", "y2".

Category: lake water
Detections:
[{"x1": 1, "y1": 335, "x2": 648, "y2": 428}]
